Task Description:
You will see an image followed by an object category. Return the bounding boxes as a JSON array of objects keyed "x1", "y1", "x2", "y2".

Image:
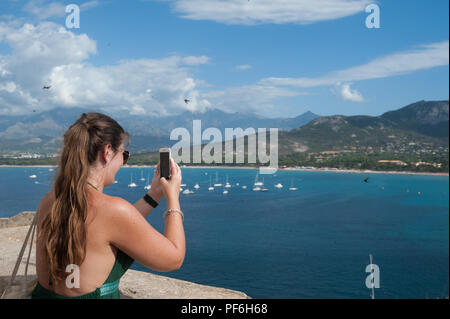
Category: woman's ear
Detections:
[{"x1": 102, "y1": 144, "x2": 113, "y2": 165}]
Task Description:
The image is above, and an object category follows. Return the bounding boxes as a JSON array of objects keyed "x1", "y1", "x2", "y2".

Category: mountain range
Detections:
[
  {"x1": 0, "y1": 100, "x2": 448, "y2": 163},
  {"x1": 0, "y1": 107, "x2": 320, "y2": 155},
  {"x1": 277, "y1": 100, "x2": 449, "y2": 156}
]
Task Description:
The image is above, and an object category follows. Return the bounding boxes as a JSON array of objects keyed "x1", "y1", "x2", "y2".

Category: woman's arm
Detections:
[
  {"x1": 107, "y1": 197, "x2": 185, "y2": 272},
  {"x1": 133, "y1": 188, "x2": 162, "y2": 218},
  {"x1": 109, "y1": 159, "x2": 185, "y2": 272}
]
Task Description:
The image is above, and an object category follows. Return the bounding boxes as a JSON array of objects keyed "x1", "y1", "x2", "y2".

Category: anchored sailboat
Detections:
[
  {"x1": 144, "y1": 171, "x2": 151, "y2": 190},
  {"x1": 225, "y1": 174, "x2": 231, "y2": 188},
  {"x1": 260, "y1": 177, "x2": 269, "y2": 192},
  {"x1": 288, "y1": 177, "x2": 297, "y2": 191},
  {"x1": 128, "y1": 174, "x2": 137, "y2": 188},
  {"x1": 369, "y1": 254, "x2": 375, "y2": 300},
  {"x1": 213, "y1": 171, "x2": 222, "y2": 187},
  {"x1": 254, "y1": 173, "x2": 263, "y2": 186},
  {"x1": 208, "y1": 176, "x2": 214, "y2": 191}
]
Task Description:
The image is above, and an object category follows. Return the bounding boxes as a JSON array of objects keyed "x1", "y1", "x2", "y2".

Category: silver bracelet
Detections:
[{"x1": 163, "y1": 209, "x2": 184, "y2": 222}]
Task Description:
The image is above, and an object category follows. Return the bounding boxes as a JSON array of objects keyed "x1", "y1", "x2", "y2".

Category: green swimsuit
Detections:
[{"x1": 31, "y1": 249, "x2": 134, "y2": 299}]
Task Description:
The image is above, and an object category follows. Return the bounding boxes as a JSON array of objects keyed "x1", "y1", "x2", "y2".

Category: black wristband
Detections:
[{"x1": 143, "y1": 193, "x2": 159, "y2": 208}]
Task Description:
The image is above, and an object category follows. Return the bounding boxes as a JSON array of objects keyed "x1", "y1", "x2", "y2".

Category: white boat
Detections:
[
  {"x1": 260, "y1": 187, "x2": 269, "y2": 192},
  {"x1": 208, "y1": 176, "x2": 214, "y2": 191},
  {"x1": 128, "y1": 174, "x2": 137, "y2": 188},
  {"x1": 241, "y1": 185, "x2": 247, "y2": 189},
  {"x1": 29, "y1": 175, "x2": 37, "y2": 179},
  {"x1": 113, "y1": 180, "x2": 118, "y2": 184},
  {"x1": 288, "y1": 178, "x2": 297, "y2": 191},
  {"x1": 274, "y1": 183, "x2": 283, "y2": 188},
  {"x1": 180, "y1": 183, "x2": 187, "y2": 187},
  {"x1": 236, "y1": 183, "x2": 239, "y2": 186},
  {"x1": 254, "y1": 173, "x2": 263, "y2": 186},
  {"x1": 225, "y1": 175, "x2": 231, "y2": 188},
  {"x1": 48, "y1": 168, "x2": 54, "y2": 172},
  {"x1": 194, "y1": 183, "x2": 200, "y2": 189},
  {"x1": 144, "y1": 172, "x2": 151, "y2": 190},
  {"x1": 223, "y1": 190, "x2": 228, "y2": 194},
  {"x1": 139, "y1": 170, "x2": 145, "y2": 181},
  {"x1": 213, "y1": 171, "x2": 222, "y2": 187},
  {"x1": 369, "y1": 254, "x2": 375, "y2": 299},
  {"x1": 182, "y1": 189, "x2": 194, "y2": 194},
  {"x1": 252, "y1": 186, "x2": 261, "y2": 191}
]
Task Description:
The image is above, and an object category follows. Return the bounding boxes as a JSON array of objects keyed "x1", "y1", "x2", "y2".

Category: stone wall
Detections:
[{"x1": 0, "y1": 212, "x2": 250, "y2": 299}]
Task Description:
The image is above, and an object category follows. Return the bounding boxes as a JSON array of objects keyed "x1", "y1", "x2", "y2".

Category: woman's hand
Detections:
[
  {"x1": 159, "y1": 158, "x2": 182, "y2": 204},
  {"x1": 147, "y1": 162, "x2": 164, "y2": 202}
]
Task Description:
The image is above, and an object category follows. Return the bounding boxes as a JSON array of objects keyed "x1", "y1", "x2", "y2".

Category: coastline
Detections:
[{"x1": 0, "y1": 164, "x2": 448, "y2": 177}]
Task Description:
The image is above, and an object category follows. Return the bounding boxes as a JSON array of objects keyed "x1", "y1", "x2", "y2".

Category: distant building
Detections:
[
  {"x1": 415, "y1": 161, "x2": 442, "y2": 168},
  {"x1": 377, "y1": 160, "x2": 408, "y2": 166}
]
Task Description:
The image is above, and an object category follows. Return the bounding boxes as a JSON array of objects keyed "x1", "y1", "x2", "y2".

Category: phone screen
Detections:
[{"x1": 160, "y1": 149, "x2": 170, "y2": 179}]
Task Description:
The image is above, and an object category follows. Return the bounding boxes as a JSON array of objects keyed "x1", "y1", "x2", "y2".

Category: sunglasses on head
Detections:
[{"x1": 122, "y1": 150, "x2": 130, "y2": 165}]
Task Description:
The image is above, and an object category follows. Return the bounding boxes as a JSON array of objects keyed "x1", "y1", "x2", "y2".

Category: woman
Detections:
[{"x1": 31, "y1": 112, "x2": 185, "y2": 299}]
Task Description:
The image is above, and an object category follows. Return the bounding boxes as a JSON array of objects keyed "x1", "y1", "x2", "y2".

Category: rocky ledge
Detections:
[{"x1": 0, "y1": 212, "x2": 250, "y2": 299}]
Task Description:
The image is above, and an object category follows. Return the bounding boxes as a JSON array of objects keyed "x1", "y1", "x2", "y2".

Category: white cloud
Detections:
[
  {"x1": 161, "y1": 0, "x2": 372, "y2": 25},
  {"x1": 333, "y1": 83, "x2": 364, "y2": 102},
  {"x1": 0, "y1": 21, "x2": 213, "y2": 116},
  {"x1": 200, "y1": 84, "x2": 307, "y2": 114},
  {"x1": 260, "y1": 40, "x2": 450, "y2": 88},
  {"x1": 0, "y1": 81, "x2": 17, "y2": 93},
  {"x1": 23, "y1": 1, "x2": 66, "y2": 20},
  {"x1": 46, "y1": 57, "x2": 212, "y2": 115},
  {"x1": 0, "y1": 57, "x2": 10, "y2": 77},
  {"x1": 80, "y1": 0, "x2": 101, "y2": 10},
  {"x1": 181, "y1": 55, "x2": 211, "y2": 65},
  {"x1": 236, "y1": 64, "x2": 252, "y2": 71},
  {"x1": 23, "y1": 0, "x2": 102, "y2": 20}
]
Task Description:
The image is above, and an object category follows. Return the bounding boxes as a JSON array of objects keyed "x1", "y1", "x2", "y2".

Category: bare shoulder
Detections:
[
  {"x1": 101, "y1": 195, "x2": 135, "y2": 213},
  {"x1": 37, "y1": 190, "x2": 55, "y2": 222},
  {"x1": 98, "y1": 195, "x2": 142, "y2": 224},
  {"x1": 97, "y1": 194, "x2": 148, "y2": 243},
  {"x1": 40, "y1": 190, "x2": 55, "y2": 208}
]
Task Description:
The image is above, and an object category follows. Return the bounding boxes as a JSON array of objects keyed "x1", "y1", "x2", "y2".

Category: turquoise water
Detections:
[{"x1": 0, "y1": 167, "x2": 448, "y2": 298}]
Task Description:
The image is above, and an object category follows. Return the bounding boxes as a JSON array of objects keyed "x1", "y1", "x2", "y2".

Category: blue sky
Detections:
[{"x1": 0, "y1": 0, "x2": 448, "y2": 118}]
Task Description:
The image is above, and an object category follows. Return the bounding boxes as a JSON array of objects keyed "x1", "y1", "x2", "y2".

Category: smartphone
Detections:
[{"x1": 159, "y1": 148, "x2": 171, "y2": 179}]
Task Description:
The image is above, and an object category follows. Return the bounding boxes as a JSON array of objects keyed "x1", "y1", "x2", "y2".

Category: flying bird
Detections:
[
  {"x1": 42, "y1": 85, "x2": 51, "y2": 90},
  {"x1": 184, "y1": 99, "x2": 191, "y2": 104}
]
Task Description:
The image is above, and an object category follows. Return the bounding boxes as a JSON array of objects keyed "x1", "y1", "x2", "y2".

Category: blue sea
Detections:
[{"x1": 0, "y1": 166, "x2": 448, "y2": 299}]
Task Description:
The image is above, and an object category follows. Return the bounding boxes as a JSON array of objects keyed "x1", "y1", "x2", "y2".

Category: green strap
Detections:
[{"x1": 99, "y1": 280, "x2": 120, "y2": 296}]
